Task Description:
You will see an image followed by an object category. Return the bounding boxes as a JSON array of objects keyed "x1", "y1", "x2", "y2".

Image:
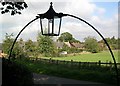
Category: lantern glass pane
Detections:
[
  {"x1": 54, "y1": 18, "x2": 60, "y2": 35},
  {"x1": 41, "y1": 18, "x2": 48, "y2": 34},
  {"x1": 48, "y1": 19, "x2": 54, "y2": 34}
]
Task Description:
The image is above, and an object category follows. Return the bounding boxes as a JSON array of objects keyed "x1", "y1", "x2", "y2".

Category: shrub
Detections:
[{"x1": 2, "y1": 58, "x2": 33, "y2": 86}]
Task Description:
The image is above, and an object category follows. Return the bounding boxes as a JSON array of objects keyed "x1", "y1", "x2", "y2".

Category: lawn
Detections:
[
  {"x1": 12, "y1": 50, "x2": 119, "y2": 85},
  {"x1": 41, "y1": 50, "x2": 119, "y2": 63},
  {"x1": 14, "y1": 58, "x2": 118, "y2": 85}
]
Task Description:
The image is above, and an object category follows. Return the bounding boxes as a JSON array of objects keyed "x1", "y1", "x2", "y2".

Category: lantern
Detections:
[{"x1": 37, "y1": 2, "x2": 64, "y2": 36}]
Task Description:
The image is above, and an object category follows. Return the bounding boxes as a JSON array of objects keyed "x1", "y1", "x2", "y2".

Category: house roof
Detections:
[
  {"x1": 71, "y1": 43, "x2": 84, "y2": 48},
  {"x1": 64, "y1": 42, "x2": 84, "y2": 48},
  {"x1": 54, "y1": 41, "x2": 84, "y2": 49}
]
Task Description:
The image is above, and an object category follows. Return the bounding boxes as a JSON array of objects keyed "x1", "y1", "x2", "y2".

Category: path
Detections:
[{"x1": 33, "y1": 73, "x2": 115, "y2": 86}]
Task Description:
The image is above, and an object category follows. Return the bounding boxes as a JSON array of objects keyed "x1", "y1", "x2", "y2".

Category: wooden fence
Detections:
[{"x1": 30, "y1": 58, "x2": 120, "y2": 69}]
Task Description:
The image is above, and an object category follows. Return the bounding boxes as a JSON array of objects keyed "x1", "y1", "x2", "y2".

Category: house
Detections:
[
  {"x1": 64, "y1": 42, "x2": 84, "y2": 49},
  {"x1": 54, "y1": 41, "x2": 64, "y2": 49},
  {"x1": 64, "y1": 42, "x2": 72, "y2": 48},
  {"x1": 71, "y1": 42, "x2": 84, "y2": 49}
]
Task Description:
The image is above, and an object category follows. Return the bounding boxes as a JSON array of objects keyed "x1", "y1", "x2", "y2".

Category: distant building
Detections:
[
  {"x1": 64, "y1": 42, "x2": 84, "y2": 49},
  {"x1": 64, "y1": 42, "x2": 72, "y2": 48},
  {"x1": 54, "y1": 41, "x2": 64, "y2": 49}
]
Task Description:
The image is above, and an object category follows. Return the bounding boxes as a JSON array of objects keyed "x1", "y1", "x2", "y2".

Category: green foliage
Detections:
[
  {"x1": 58, "y1": 44, "x2": 69, "y2": 52},
  {"x1": 105, "y1": 36, "x2": 118, "y2": 50},
  {"x1": 58, "y1": 32, "x2": 80, "y2": 43},
  {"x1": 69, "y1": 47, "x2": 83, "y2": 53},
  {"x1": 99, "y1": 36, "x2": 119, "y2": 50},
  {"x1": 37, "y1": 33, "x2": 55, "y2": 57},
  {"x1": 2, "y1": 33, "x2": 14, "y2": 54},
  {"x1": 2, "y1": 58, "x2": 33, "y2": 86},
  {"x1": 84, "y1": 36, "x2": 100, "y2": 53},
  {"x1": 25, "y1": 39, "x2": 37, "y2": 56},
  {"x1": 2, "y1": 33, "x2": 26, "y2": 59}
]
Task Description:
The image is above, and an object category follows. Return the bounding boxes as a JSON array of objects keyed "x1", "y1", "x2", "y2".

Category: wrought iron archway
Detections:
[{"x1": 8, "y1": 2, "x2": 119, "y2": 86}]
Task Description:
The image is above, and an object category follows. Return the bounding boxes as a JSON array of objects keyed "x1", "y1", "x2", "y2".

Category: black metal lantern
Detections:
[{"x1": 37, "y1": 2, "x2": 64, "y2": 36}]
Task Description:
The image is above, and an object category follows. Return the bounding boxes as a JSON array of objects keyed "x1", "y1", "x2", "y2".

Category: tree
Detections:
[
  {"x1": 100, "y1": 36, "x2": 118, "y2": 50},
  {"x1": 25, "y1": 39, "x2": 35, "y2": 52},
  {"x1": 2, "y1": 33, "x2": 25, "y2": 58},
  {"x1": 2, "y1": 33, "x2": 14, "y2": 54},
  {"x1": 37, "y1": 33, "x2": 55, "y2": 57},
  {"x1": 24, "y1": 39, "x2": 37, "y2": 57},
  {"x1": 0, "y1": 1, "x2": 28, "y2": 15},
  {"x1": 58, "y1": 32, "x2": 80, "y2": 42},
  {"x1": 84, "y1": 36, "x2": 100, "y2": 53}
]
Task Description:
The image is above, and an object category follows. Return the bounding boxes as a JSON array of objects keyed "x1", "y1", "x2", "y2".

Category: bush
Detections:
[{"x1": 2, "y1": 58, "x2": 33, "y2": 86}]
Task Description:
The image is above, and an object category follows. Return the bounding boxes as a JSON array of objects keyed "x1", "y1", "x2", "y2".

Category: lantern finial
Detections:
[{"x1": 50, "y1": 2, "x2": 53, "y2": 6}]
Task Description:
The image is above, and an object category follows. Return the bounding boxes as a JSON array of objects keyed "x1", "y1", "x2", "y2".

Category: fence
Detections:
[{"x1": 30, "y1": 58, "x2": 120, "y2": 70}]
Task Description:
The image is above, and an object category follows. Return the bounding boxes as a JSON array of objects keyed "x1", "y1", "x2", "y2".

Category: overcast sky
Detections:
[{"x1": 0, "y1": 0, "x2": 119, "y2": 43}]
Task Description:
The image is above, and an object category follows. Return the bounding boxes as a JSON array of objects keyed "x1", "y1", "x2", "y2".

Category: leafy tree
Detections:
[
  {"x1": 58, "y1": 44, "x2": 70, "y2": 53},
  {"x1": 16, "y1": 38, "x2": 27, "y2": 59},
  {"x1": 0, "y1": 1, "x2": 28, "y2": 15},
  {"x1": 2, "y1": 33, "x2": 26, "y2": 58},
  {"x1": 58, "y1": 32, "x2": 73, "y2": 42},
  {"x1": 100, "y1": 36, "x2": 118, "y2": 50},
  {"x1": 25, "y1": 39, "x2": 35, "y2": 52},
  {"x1": 37, "y1": 33, "x2": 55, "y2": 57},
  {"x1": 25, "y1": 39, "x2": 37, "y2": 57},
  {"x1": 110, "y1": 36, "x2": 118, "y2": 49},
  {"x1": 2, "y1": 33, "x2": 14, "y2": 54},
  {"x1": 84, "y1": 36, "x2": 100, "y2": 53},
  {"x1": 58, "y1": 32, "x2": 80, "y2": 43}
]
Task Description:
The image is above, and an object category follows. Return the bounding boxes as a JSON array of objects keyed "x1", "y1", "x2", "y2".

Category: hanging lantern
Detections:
[{"x1": 37, "y1": 2, "x2": 64, "y2": 36}]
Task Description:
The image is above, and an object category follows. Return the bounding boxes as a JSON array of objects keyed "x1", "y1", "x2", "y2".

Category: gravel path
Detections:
[{"x1": 33, "y1": 73, "x2": 114, "y2": 86}]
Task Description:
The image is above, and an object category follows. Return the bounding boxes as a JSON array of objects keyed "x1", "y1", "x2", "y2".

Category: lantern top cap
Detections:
[{"x1": 37, "y1": 2, "x2": 66, "y2": 19}]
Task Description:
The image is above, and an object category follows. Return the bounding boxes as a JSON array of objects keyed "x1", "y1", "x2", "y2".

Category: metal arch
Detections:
[
  {"x1": 65, "y1": 14, "x2": 119, "y2": 86},
  {"x1": 7, "y1": 13, "x2": 119, "y2": 85},
  {"x1": 8, "y1": 17, "x2": 39, "y2": 60}
]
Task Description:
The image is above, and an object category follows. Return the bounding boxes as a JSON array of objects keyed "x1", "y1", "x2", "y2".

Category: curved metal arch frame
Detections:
[
  {"x1": 8, "y1": 14, "x2": 119, "y2": 86},
  {"x1": 65, "y1": 14, "x2": 119, "y2": 86}
]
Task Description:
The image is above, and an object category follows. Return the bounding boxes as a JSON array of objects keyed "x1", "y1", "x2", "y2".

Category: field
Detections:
[
  {"x1": 13, "y1": 50, "x2": 119, "y2": 85},
  {"x1": 41, "y1": 50, "x2": 119, "y2": 63}
]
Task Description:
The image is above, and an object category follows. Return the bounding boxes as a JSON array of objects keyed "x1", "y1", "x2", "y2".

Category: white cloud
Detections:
[
  {"x1": 0, "y1": 1, "x2": 118, "y2": 43},
  {"x1": 64, "y1": 1, "x2": 96, "y2": 20},
  {"x1": 90, "y1": 15, "x2": 118, "y2": 38}
]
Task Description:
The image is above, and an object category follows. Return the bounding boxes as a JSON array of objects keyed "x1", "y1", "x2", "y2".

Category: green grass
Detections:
[
  {"x1": 41, "y1": 50, "x2": 119, "y2": 63},
  {"x1": 15, "y1": 58, "x2": 117, "y2": 85},
  {"x1": 13, "y1": 50, "x2": 119, "y2": 85}
]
